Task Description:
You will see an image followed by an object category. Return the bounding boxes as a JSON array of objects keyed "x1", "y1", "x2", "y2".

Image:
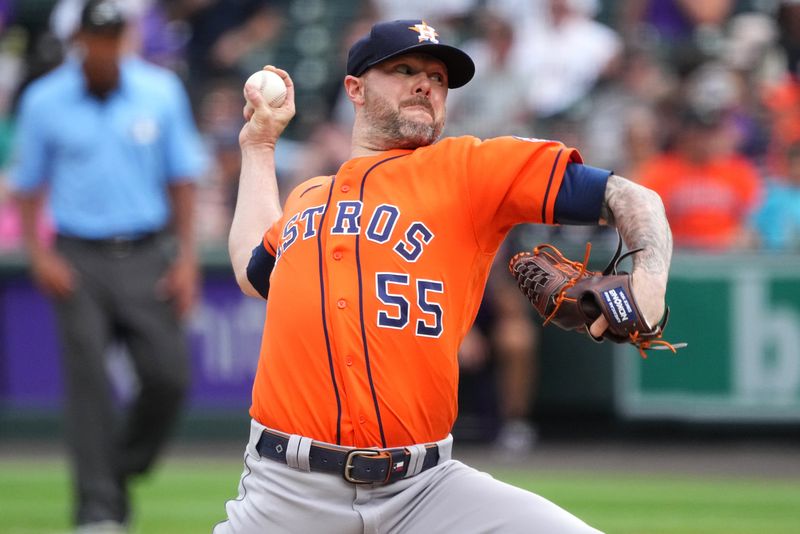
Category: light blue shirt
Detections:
[
  {"x1": 9, "y1": 55, "x2": 206, "y2": 239},
  {"x1": 751, "y1": 180, "x2": 800, "y2": 250}
]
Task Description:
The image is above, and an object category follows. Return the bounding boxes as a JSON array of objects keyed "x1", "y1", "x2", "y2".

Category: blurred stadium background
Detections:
[{"x1": 1, "y1": 0, "x2": 800, "y2": 532}]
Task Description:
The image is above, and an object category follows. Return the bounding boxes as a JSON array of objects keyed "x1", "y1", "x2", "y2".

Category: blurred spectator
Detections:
[
  {"x1": 683, "y1": 61, "x2": 756, "y2": 153},
  {"x1": 136, "y1": 0, "x2": 194, "y2": 74},
  {"x1": 508, "y1": 0, "x2": 622, "y2": 124},
  {"x1": 724, "y1": 11, "x2": 781, "y2": 76},
  {"x1": 445, "y1": 11, "x2": 533, "y2": 138},
  {"x1": 638, "y1": 105, "x2": 763, "y2": 251},
  {"x1": 750, "y1": 141, "x2": 800, "y2": 250},
  {"x1": 0, "y1": 0, "x2": 10, "y2": 26},
  {"x1": 580, "y1": 44, "x2": 677, "y2": 174},
  {"x1": 283, "y1": 120, "x2": 351, "y2": 196},
  {"x1": 0, "y1": 15, "x2": 24, "y2": 168},
  {"x1": 184, "y1": 0, "x2": 285, "y2": 104},
  {"x1": 10, "y1": 0, "x2": 65, "y2": 105},
  {"x1": 617, "y1": 0, "x2": 736, "y2": 69},
  {"x1": 718, "y1": 13, "x2": 778, "y2": 166},
  {"x1": 194, "y1": 76, "x2": 245, "y2": 244},
  {"x1": 620, "y1": 105, "x2": 663, "y2": 179},
  {"x1": 6, "y1": 1, "x2": 206, "y2": 531},
  {"x1": 762, "y1": 0, "x2": 800, "y2": 177},
  {"x1": 0, "y1": 0, "x2": 14, "y2": 50},
  {"x1": 484, "y1": 0, "x2": 547, "y2": 35},
  {"x1": 372, "y1": 0, "x2": 477, "y2": 22}
]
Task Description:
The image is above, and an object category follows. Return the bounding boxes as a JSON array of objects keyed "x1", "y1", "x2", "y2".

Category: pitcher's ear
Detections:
[{"x1": 344, "y1": 75, "x2": 365, "y2": 105}]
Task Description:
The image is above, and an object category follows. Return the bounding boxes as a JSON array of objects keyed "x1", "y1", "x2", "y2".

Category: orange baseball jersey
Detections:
[
  {"x1": 638, "y1": 153, "x2": 762, "y2": 250},
  {"x1": 250, "y1": 136, "x2": 582, "y2": 448}
]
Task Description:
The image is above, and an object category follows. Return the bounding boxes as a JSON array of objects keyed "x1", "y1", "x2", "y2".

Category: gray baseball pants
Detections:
[
  {"x1": 213, "y1": 419, "x2": 603, "y2": 533},
  {"x1": 54, "y1": 234, "x2": 189, "y2": 526}
]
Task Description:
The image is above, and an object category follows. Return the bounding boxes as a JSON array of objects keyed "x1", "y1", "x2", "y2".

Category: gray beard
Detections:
[{"x1": 363, "y1": 89, "x2": 444, "y2": 150}]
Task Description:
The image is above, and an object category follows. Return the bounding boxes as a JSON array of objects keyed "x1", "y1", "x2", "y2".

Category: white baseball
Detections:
[{"x1": 245, "y1": 70, "x2": 287, "y2": 107}]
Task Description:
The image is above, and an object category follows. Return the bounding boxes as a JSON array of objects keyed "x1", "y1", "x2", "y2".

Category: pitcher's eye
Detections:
[{"x1": 395, "y1": 64, "x2": 412, "y2": 75}]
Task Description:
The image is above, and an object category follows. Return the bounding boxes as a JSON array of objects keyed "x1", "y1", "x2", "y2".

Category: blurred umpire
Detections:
[{"x1": 7, "y1": 0, "x2": 206, "y2": 531}]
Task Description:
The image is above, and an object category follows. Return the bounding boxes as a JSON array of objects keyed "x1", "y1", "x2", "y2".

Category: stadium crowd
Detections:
[{"x1": 0, "y1": 0, "x2": 799, "y2": 252}]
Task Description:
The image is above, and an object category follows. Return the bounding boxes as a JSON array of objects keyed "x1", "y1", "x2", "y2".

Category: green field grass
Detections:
[{"x1": 1, "y1": 457, "x2": 799, "y2": 534}]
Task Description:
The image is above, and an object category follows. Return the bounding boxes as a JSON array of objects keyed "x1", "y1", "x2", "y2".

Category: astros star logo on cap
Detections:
[
  {"x1": 346, "y1": 19, "x2": 475, "y2": 87},
  {"x1": 409, "y1": 21, "x2": 439, "y2": 44}
]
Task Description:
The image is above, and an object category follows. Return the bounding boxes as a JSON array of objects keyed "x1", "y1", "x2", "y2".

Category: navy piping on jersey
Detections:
[
  {"x1": 300, "y1": 183, "x2": 323, "y2": 198},
  {"x1": 357, "y1": 153, "x2": 409, "y2": 449},
  {"x1": 541, "y1": 149, "x2": 564, "y2": 223},
  {"x1": 316, "y1": 176, "x2": 343, "y2": 444}
]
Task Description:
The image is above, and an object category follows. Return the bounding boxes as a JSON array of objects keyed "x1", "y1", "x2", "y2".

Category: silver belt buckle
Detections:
[{"x1": 343, "y1": 449, "x2": 384, "y2": 484}]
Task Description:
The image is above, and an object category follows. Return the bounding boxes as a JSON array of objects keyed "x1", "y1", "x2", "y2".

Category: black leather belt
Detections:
[
  {"x1": 57, "y1": 231, "x2": 162, "y2": 257},
  {"x1": 256, "y1": 429, "x2": 441, "y2": 484}
]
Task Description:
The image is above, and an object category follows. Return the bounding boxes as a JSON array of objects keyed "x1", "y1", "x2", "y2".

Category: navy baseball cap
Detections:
[
  {"x1": 347, "y1": 20, "x2": 475, "y2": 88},
  {"x1": 79, "y1": 0, "x2": 127, "y2": 34}
]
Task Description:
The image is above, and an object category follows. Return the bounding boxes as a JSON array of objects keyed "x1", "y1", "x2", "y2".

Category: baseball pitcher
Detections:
[{"x1": 216, "y1": 19, "x2": 673, "y2": 534}]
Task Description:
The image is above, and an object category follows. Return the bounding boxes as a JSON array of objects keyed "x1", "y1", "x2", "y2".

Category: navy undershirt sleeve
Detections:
[
  {"x1": 553, "y1": 163, "x2": 612, "y2": 224},
  {"x1": 246, "y1": 243, "x2": 276, "y2": 299}
]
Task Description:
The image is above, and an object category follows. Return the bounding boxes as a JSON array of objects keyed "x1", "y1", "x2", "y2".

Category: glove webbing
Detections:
[{"x1": 513, "y1": 242, "x2": 592, "y2": 326}]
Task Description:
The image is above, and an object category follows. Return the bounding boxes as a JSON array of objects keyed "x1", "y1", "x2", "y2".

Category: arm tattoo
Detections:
[{"x1": 601, "y1": 174, "x2": 672, "y2": 275}]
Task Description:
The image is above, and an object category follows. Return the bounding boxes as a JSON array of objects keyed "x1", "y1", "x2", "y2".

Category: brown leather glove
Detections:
[{"x1": 508, "y1": 238, "x2": 684, "y2": 358}]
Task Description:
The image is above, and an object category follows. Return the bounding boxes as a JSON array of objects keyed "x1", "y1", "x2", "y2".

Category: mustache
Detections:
[{"x1": 400, "y1": 97, "x2": 434, "y2": 115}]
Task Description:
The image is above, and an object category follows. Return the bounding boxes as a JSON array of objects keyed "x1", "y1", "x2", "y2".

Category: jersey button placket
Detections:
[{"x1": 328, "y1": 165, "x2": 367, "y2": 440}]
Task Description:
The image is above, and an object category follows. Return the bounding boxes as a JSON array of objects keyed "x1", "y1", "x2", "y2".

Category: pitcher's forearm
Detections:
[
  {"x1": 600, "y1": 174, "x2": 672, "y2": 290},
  {"x1": 228, "y1": 146, "x2": 282, "y2": 291}
]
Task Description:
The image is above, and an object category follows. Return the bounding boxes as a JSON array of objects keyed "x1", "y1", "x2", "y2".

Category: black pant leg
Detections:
[
  {"x1": 55, "y1": 239, "x2": 128, "y2": 525},
  {"x1": 110, "y1": 236, "x2": 190, "y2": 478}
]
